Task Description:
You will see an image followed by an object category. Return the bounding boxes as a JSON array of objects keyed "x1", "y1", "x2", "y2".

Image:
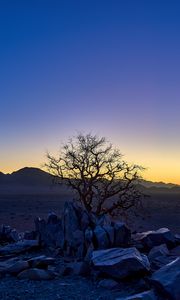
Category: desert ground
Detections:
[
  {"x1": 0, "y1": 185, "x2": 179, "y2": 234},
  {"x1": 0, "y1": 185, "x2": 179, "y2": 300}
]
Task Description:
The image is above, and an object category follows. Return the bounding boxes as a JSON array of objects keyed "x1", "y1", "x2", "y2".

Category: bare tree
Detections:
[{"x1": 46, "y1": 133, "x2": 144, "y2": 216}]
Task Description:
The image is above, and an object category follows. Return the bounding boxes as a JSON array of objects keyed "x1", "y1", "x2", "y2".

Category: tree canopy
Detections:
[{"x1": 46, "y1": 133, "x2": 144, "y2": 216}]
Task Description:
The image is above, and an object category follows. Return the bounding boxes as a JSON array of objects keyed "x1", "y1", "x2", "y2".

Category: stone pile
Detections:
[
  {"x1": 0, "y1": 224, "x2": 20, "y2": 244},
  {"x1": 0, "y1": 254, "x2": 56, "y2": 280},
  {"x1": 35, "y1": 201, "x2": 131, "y2": 260},
  {"x1": 0, "y1": 201, "x2": 180, "y2": 299}
]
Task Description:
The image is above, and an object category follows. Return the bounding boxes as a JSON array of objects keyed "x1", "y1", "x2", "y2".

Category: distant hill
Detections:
[
  {"x1": 139, "y1": 179, "x2": 177, "y2": 189},
  {"x1": 0, "y1": 167, "x2": 179, "y2": 191},
  {"x1": 0, "y1": 167, "x2": 53, "y2": 186}
]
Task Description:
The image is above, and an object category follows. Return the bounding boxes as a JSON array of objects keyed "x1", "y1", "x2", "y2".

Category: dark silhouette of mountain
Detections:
[
  {"x1": 0, "y1": 167, "x2": 53, "y2": 186},
  {"x1": 0, "y1": 172, "x2": 5, "y2": 180},
  {"x1": 139, "y1": 179, "x2": 177, "y2": 189},
  {"x1": 0, "y1": 167, "x2": 179, "y2": 190}
]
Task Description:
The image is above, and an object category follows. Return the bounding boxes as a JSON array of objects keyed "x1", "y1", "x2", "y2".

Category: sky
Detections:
[{"x1": 0, "y1": 0, "x2": 180, "y2": 184}]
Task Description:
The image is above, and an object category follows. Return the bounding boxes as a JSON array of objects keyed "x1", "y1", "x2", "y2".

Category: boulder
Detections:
[
  {"x1": 85, "y1": 228, "x2": 94, "y2": 245},
  {"x1": 3, "y1": 260, "x2": 29, "y2": 275},
  {"x1": 47, "y1": 212, "x2": 59, "y2": 224},
  {"x1": 18, "y1": 268, "x2": 55, "y2": 280},
  {"x1": 133, "y1": 228, "x2": 176, "y2": 250},
  {"x1": 68, "y1": 261, "x2": 90, "y2": 276},
  {"x1": 148, "y1": 244, "x2": 169, "y2": 261},
  {"x1": 23, "y1": 231, "x2": 37, "y2": 240},
  {"x1": 94, "y1": 226, "x2": 110, "y2": 249},
  {"x1": 84, "y1": 243, "x2": 94, "y2": 261},
  {"x1": 113, "y1": 222, "x2": 131, "y2": 247},
  {"x1": 115, "y1": 290, "x2": 157, "y2": 300},
  {"x1": 0, "y1": 240, "x2": 39, "y2": 255},
  {"x1": 35, "y1": 214, "x2": 62, "y2": 248},
  {"x1": 0, "y1": 225, "x2": 20, "y2": 243},
  {"x1": 91, "y1": 247, "x2": 150, "y2": 279},
  {"x1": 71, "y1": 229, "x2": 85, "y2": 258},
  {"x1": 62, "y1": 202, "x2": 81, "y2": 255},
  {"x1": 80, "y1": 211, "x2": 91, "y2": 230},
  {"x1": 27, "y1": 255, "x2": 55, "y2": 269},
  {"x1": 0, "y1": 258, "x2": 28, "y2": 275},
  {"x1": 170, "y1": 245, "x2": 180, "y2": 257},
  {"x1": 149, "y1": 255, "x2": 175, "y2": 272},
  {"x1": 98, "y1": 278, "x2": 120, "y2": 290},
  {"x1": 175, "y1": 234, "x2": 180, "y2": 245},
  {"x1": 151, "y1": 257, "x2": 180, "y2": 300},
  {"x1": 91, "y1": 213, "x2": 111, "y2": 227},
  {"x1": 103, "y1": 225, "x2": 115, "y2": 246}
]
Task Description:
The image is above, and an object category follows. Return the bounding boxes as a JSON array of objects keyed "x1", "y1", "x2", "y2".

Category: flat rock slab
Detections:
[
  {"x1": 0, "y1": 240, "x2": 39, "y2": 255},
  {"x1": 2, "y1": 260, "x2": 29, "y2": 275},
  {"x1": 91, "y1": 247, "x2": 150, "y2": 279},
  {"x1": 151, "y1": 257, "x2": 180, "y2": 300},
  {"x1": 28, "y1": 255, "x2": 55, "y2": 268},
  {"x1": 133, "y1": 228, "x2": 175, "y2": 250}
]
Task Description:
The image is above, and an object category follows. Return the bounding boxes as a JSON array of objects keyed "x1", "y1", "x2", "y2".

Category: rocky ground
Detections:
[
  {"x1": 0, "y1": 201, "x2": 180, "y2": 299},
  {"x1": 0, "y1": 275, "x2": 116, "y2": 300},
  {"x1": 0, "y1": 249, "x2": 148, "y2": 300}
]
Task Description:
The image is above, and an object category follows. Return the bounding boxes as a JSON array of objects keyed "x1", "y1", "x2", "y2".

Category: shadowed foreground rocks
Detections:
[{"x1": 0, "y1": 201, "x2": 180, "y2": 299}]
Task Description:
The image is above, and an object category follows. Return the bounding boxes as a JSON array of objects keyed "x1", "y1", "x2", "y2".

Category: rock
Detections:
[
  {"x1": 23, "y1": 231, "x2": 37, "y2": 240},
  {"x1": 133, "y1": 228, "x2": 176, "y2": 250},
  {"x1": 72, "y1": 230, "x2": 85, "y2": 258},
  {"x1": 148, "y1": 244, "x2": 169, "y2": 261},
  {"x1": 115, "y1": 290, "x2": 157, "y2": 300},
  {"x1": 91, "y1": 247, "x2": 150, "y2": 279},
  {"x1": 0, "y1": 240, "x2": 39, "y2": 255},
  {"x1": 91, "y1": 213, "x2": 111, "y2": 227},
  {"x1": 55, "y1": 229, "x2": 64, "y2": 249},
  {"x1": 98, "y1": 278, "x2": 120, "y2": 290},
  {"x1": 18, "y1": 268, "x2": 55, "y2": 280},
  {"x1": 132, "y1": 240, "x2": 145, "y2": 252},
  {"x1": 62, "y1": 202, "x2": 80, "y2": 255},
  {"x1": 57, "y1": 261, "x2": 90, "y2": 277},
  {"x1": 27, "y1": 255, "x2": 55, "y2": 269},
  {"x1": 0, "y1": 225, "x2": 20, "y2": 243},
  {"x1": 170, "y1": 245, "x2": 180, "y2": 257},
  {"x1": 9, "y1": 229, "x2": 20, "y2": 242},
  {"x1": 47, "y1": 212, "x2": 59, "y2": 224},
  {"x1": 102, "y1": 225, "x2": 115, "y2": 247},
  {"x1": 150, "y1": 255, "x2": 175, "y2": 271},
  {"x1": 56, "y1": 264, "x2": 74, "y2": 276},
  {"x1": 35, "y1": 215, "x2": 62, "y2": 248},
  {"x1": 175, "y1": 234, "x2": 180, "y2": 245},
  {"x1": 85, "y1": 228, "x2": 94, "y2": 244},
  {"x1": 113, "y1": 222, "x2": 131, "y2": 247},
  {"x1": 84, "y1": 243, "x2": 94, "y2": 261},
  {"x1": 0, "y1": 257, "x2": 29, "y2": 275},
  {"x1": 151, "y1": 257, "x2": 180, "y2": 300},
  {"x1": 72, "y1": 230, "x2": 84, "y2": 247},
  {"x1": 68, "y1": 261, "x2": 90, "y2": 276},
  {"x1": 80, "y1": 211, "x2": 91, "y2": 230},
  {"x1": 3, "y1": 260, "x2": 29, "y2": 275},
  {"x1": 94, "y1": 226, "x2": 110, "y2": 249}
]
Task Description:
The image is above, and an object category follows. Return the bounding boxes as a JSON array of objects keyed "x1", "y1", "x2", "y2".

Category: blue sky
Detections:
[{"x1": 0, "y1": 1, "x2": 180, "y2": 183}]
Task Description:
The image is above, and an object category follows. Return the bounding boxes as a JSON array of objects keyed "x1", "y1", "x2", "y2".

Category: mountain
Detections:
[
  {"x1": 0, "y1": 167, "x2": 179, "y2": 190},
  {"x1": 139, "y1": 179, "x2": 177, "y2": 189},
  {"x1": 0, "y1": 167, "x2": 53, "y2": 186}
]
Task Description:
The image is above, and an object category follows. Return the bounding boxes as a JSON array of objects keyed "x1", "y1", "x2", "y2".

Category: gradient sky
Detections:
[{"x1": 0, "y1": 1, "x2": 180, "y2": 184}]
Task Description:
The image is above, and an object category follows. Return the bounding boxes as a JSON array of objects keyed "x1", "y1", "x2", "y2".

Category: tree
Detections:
[{"x1": 46, "y1": 133, "x2": 144, "y2": 216}]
